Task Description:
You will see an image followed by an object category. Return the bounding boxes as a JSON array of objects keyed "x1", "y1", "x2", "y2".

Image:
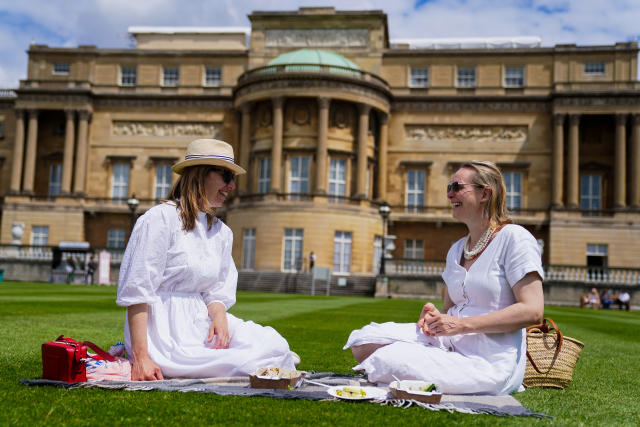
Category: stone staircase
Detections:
[{"x1": 237, "y1": 271, "x2": 376, "y2": 297}]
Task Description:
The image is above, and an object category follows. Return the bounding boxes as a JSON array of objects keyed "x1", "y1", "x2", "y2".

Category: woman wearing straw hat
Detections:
[
  {"x1": 116, "y1": 138, "x2": 298, "y2": 380},
  {"x1": 344, "y1": 161, "x2": 544, "y2": 395}
]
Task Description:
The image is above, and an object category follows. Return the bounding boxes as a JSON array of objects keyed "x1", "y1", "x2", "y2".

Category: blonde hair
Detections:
[
  {"x1": 166, "y1": 166, "x2": 217, "y2": 231},
  {"x1": 460, "y1": 160, "x2": 512, "y2": 226}
]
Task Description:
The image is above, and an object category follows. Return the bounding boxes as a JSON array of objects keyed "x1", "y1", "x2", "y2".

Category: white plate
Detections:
[{"x1": 327, "y1": 386, "x2": 388, "y2": 401}]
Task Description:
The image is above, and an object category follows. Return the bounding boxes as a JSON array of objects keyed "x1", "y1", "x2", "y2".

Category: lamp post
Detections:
[
  {"x1": 378, "y1": 202, "x2": 391, "y2": 275},
  {"x1": 127, "y1": 193, "x2": 139, "y2": 236}
]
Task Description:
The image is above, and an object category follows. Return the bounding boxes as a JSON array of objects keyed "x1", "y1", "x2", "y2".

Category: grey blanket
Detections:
[{"x1": 21, "y1": 372, "x2": 549, "y2": 418}]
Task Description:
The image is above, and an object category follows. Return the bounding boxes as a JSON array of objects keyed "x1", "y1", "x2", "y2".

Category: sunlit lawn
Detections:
[{"x1": 1, "y1": 281, "x2": 638, "y2": 426}]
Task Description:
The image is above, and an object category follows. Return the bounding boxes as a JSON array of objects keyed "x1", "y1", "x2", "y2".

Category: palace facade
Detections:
[{"x1": 1, "y1": 7, "x2": 639, "y2": 277}]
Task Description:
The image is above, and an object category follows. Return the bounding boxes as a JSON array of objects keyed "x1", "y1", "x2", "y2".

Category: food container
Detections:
[
  {"x1": 388, "y1": 380, "x2": 442, "y2": 404},
  {"x1": 249, "y1": 367, "x2": 306, "y2": 389}
]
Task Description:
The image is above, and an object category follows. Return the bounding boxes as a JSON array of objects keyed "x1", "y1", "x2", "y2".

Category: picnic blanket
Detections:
[{"x1": 21, "y1": 372, "x2": 549, "y2": 418}]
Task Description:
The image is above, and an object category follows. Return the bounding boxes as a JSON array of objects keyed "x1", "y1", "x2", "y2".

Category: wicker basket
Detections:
[{"x1": 523, "y1": 318, "x2": 584, "y2": 389}]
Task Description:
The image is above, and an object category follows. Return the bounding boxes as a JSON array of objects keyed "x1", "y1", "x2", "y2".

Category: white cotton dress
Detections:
[
  {"x1": 116, "y1": 202, "x2": 295, "y2": 378},
  {"x1": 344, "y1": 224, "x2": 543, "y2": 395}
]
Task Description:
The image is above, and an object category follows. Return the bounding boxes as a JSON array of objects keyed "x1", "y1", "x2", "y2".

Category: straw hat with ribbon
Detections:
[{"x1": 172, "y1": 139, "x2": 246, "y2": 175}]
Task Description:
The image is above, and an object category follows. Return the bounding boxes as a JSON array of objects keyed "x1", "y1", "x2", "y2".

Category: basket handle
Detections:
[{"x1": 526, "y1": 317, "x2": 564, "y2": 374}]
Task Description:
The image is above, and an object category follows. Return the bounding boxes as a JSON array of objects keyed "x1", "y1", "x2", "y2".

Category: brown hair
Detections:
[
  {"x1": 460, "y1": 160, "x2": 512, "y2": 226},
  {"x1": 166, "y1": 166, "x2": 217, "y2": 231}
]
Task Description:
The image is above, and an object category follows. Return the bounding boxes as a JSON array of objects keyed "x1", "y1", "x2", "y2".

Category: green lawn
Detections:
[{"x1": 1, "y1": 281, "x2": 638, "y2": 426}]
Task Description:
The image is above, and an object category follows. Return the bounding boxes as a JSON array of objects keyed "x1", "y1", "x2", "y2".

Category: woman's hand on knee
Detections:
[
  {"x1": 131, "y1": 355, "x2": 164, "y2": 381},
  {"x1": 417, "y1": 302, "x2": 440, "y2": 334},
  {"x1": 207, "y1": 302, "x2": 230, "y2": 349}
]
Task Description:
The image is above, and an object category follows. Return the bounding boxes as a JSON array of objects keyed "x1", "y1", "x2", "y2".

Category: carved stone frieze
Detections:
[
  {"x1": 265, "y1": 29, "x2": 368, "y2": 47},
  {"x1": 406, "y1": 125, "x2": 528, "y2": 143},
  {"x1": 394, "y1": 100, "x2": 549, "y2": 112},
  {"x1": 16, "y1": 93, "x2": 91, "y2": 104},
  {"x1": 95, "y1": 98, "x2": 233, "y2": 109},
  {"x1": 113, "y1": 121, "x2": 221, "y2": 137},
  {"x1": 554, "y1": 96, "x2": 640, "y2": 107}
]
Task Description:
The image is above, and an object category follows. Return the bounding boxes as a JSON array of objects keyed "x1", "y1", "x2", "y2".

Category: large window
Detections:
[
  {"x1": 410, "y1": 68, "x2": 429, "y2": 87},
  {"x1": 205, "y1": 67, "x2": 221, "y2": 86},
  {"x1": 406, "y1": 169, "x2": 426, "y2": 212},
  {"x1": 48, "y1": 164, "x2": 62, "y2": 196},
  {"x1": 283, "y1": 228, "x2": 304, "y2": 272},
  {"x1": 333, "y1": 231, "x2": 352, "y2": 274},
  {"x1": 154, "y1": 165, "x2": 172, "y2": 199},
  {"x1": 504, "y1": 66, "x2": 524, "y2": 87},
  {"x1": 31, "y1": 226, "x2": 49, "y2": 246},
  {"x1": 404, "y1": 239, "x2": 424, "y2": 259},
  {"x1": 457, "y1": 67, "x2": 476, "y2": 87},
  {"x1": 586, "y1": 243, "x2": 608, "y2": 270},
  {"x1": 53, "y1": 63, "x2": 70, "y2": 75},
  {"x1": 328, "y1": 158, "x2": 347, "y2": 202},
  {"x1": 242, "y1": 229, "x2": 256, "y2": 270},
  {"x1": 289, "y1": 156, "x2": 310, "y2": 198},
  {"x1": 107, "y1": 229, "x2": 125, "y2": 249},
  {"x1": 258, "y1": 157, "x2": 271, "y2": 193},
  {"x1": 111, "y1": 163, "x2": 130, "y2": 200},
  {"x1": 580, "y1": 174, "x2": 602, "y2": 212},
  {"x1": 585, "y1": 62, "x2": 605, "y2": 75},
  {"x1": 504, "y1": 172, "x2": 522, "y2": 210},
  {"x1": 120, "y1": 66, "x2": 137, "y2": 86},
  {"x1": 163, "y1": 67, "x2": 179, "y2": 87}
]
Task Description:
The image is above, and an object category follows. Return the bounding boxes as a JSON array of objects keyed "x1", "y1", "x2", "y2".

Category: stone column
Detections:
[
  {"x1": 356, "y1": 104, "x2": 371, "y2": 198},
  {"x1": 631, "y1": 115, "x2": 640, "y2": 209},
  {"x1": 270, "y1": 97, "x2": 284, "y2": 193},
  {"x1": 567, "y1": 114, "x2": 580, "y2": 208},
  {"x1": 61, "y1": 108, "x2": 76, "y2": 194},
  {"x1": 22, "y1": 109, "x2": 39, "y2": 194},
  {"x1": 315, "y1": 97, "x2": 330, "y2": 194},
  {"x1": 551, "y1": 114, "x2": 565, "y2": 208},
  {"x1": 9, "y1": 109, "x2": 25, "y2": 193},
  {"x1": 73, "y1": 110, "x2": 90, "y2": 194},
  {"x1": 614, "y1": 114, "x2": 627, "y2": 208},
  {"x1": 239, "y1": 104, "x2": 251, "y2": 194},
  {"x1": 377, "y1": 114, "x2": 389, "y2": 201}
]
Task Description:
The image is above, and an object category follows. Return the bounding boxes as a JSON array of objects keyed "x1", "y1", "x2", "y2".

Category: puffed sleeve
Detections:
[
  {"x1": 115, "y1": 206, "x2": 171, "y2": 306},
  {"x1": 503, "y1": 225, "x2": 545, "y2": 287},
  {"x1": 201, "y1": 225, "x2": 237, "y2": 310}
]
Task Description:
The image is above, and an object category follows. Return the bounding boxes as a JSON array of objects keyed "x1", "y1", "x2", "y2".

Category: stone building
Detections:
[{"x1": 1, "y1": 6, "x2": 639, "y2": 279}]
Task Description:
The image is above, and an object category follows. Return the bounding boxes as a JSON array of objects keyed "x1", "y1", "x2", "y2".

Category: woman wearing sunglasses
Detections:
[
  {"x1": 116, "y1": 138, "x2": 298, "y2": 380},
  {"x1": 344, "y1": 161, "x2": 544, "y2": 395}
]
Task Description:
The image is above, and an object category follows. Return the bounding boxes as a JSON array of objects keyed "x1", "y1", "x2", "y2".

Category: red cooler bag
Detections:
[{"x1": 41, "y1": 335, "x2": 114, "y2": 382}]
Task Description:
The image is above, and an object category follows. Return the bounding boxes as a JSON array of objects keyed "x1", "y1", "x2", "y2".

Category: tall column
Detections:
[
  {"x1": 377, "y1": 114, "x2": 389, "y2": 201},
  {"x1": 614, "y1": 114, "x2": 627, "y2": 208},
  {"x1": 315, "y1": 97, "x2": 330, "y2": 194},
  {"x1": 270, "y1": 97, "x2": 284, "y2": 193},
  {"x1": 356, "y1": 104, "x2": 371, "y2": 198},
  {"x1": 9, "y1": 109, "x2": 25, "y2": 193},
  {"x1": 631, "y1": 115, "x2": 640, "y2": 209},
  {"x1": 22, "y1": 109, "x2": 39, "y2": 194},
  {"x1": 61, "y1": 108, "x2": 76, "y2": 194},
  {"x1": 567, "y1": 114, "x2": 580, "y2": 208},
  {"x1": 239, "y1": 104, "x2": 251, "y2": 194},
  {"x1": 551, "y1": 114, "x2": 565, "y2": 208},
  {"x1": 73, "y1": 110, "x2": 90, "y2": 194}
]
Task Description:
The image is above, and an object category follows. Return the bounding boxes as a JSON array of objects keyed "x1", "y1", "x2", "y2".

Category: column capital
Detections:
[
  {"x1": 241, "y1": 103, "x2": 252, "y2": 114},
  {"x1": 616, "y1": 113, "x2": 628, "y2": 126},
  {"x1": 358, "y1": 103, "x2": 371, "y2": 115},
  {"x1": 553, "y1": 113, "x2": 565, "y2": 126},
  {"x1": 379, "y1": 114, "x2": 389, "y2": 125},
  {"x1": 14, "y1": 109, "x2": 25, "y2": 120},
  {"x1": 64, "y1": 108, "x2": 76, "y2": 119},
  {"x1": 569, "y1": 114, "x2": 580, "y2": 125},
  {"x1": 27, "y1": 109, "x2": 39, "y2": 119},
  {"x1": 271, "y1": 96, "x2": 284, "y2": 109},
  {"x1": 77, "y1": 109, "x2": 92, "y2": 121},
  {"x1": 317, "y1": 97, "x2": 330, "y2": 109},
  {"x1": 633, "y1": 114, "x2": 640, "y2": 125}
]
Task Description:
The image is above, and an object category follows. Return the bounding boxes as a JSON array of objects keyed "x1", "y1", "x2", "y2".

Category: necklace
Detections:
[{"x1": 463, "y1": 226, "x2": 495, "y2": 260}]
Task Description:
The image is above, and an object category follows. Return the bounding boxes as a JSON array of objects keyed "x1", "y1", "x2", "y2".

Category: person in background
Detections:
[
  {"x1": 600, "y1": 289, "x2": 613, "y2": 309},
  {"x1": 86, "y1": 254, "x2": 97, "y2": 284},
  {"x1": 116, "y1": 139, "x2": 298, "y2": 381},
  {"x1": 309, "y1": 251, "x2": 316, "y2": 271},
  {"x1": 586, "y1": 288, "x2": 601, "y2": 309},
  {"x1": 65, "y1": 256, "x2": 76, "y2": 283},
  {"x1": 615, "y1": 291, "x2": 631, "y2": 311},
  {"x1": 344, "y1": 161, "x2": 544, "y2": 395}
]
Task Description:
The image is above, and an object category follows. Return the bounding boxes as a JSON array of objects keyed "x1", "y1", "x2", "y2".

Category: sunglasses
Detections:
[
  {"x1": 209, "y1": 167, "x2": 235, "y2": 185},
  {"x1": 447, "y1": 181, "x2": 485, "y2": 193}
]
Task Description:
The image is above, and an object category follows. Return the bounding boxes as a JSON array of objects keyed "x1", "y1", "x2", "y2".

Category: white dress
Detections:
[
  {"x1": 344, "y1": 224, "x2": 543, "y2": 395},
  {"x1": 116, "y1": 202, "x2": 295, "y2": 378}
]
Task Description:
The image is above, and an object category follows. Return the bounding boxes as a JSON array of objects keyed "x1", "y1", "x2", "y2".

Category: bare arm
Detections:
[
  {"x1": 128, "y1": 303, "x2": 164, "y2": 380},
  {"x1": 421, "y1": 272, "x2": 543, "y2": 336}
]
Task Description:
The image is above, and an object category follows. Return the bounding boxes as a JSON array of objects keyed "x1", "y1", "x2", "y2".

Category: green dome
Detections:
[{"x1": 267, "y1": 49, "x2": 360, "y2": 70}]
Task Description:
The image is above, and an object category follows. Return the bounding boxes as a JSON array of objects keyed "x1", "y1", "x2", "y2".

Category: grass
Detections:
[{"x1": 0, "y1": 281, "x2": 639, "y2": 426}]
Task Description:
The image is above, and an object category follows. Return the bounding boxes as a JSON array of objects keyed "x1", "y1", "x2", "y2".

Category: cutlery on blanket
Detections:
[{"x1": 302, "y1": 379, "x2": 332, "y2": 388}]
